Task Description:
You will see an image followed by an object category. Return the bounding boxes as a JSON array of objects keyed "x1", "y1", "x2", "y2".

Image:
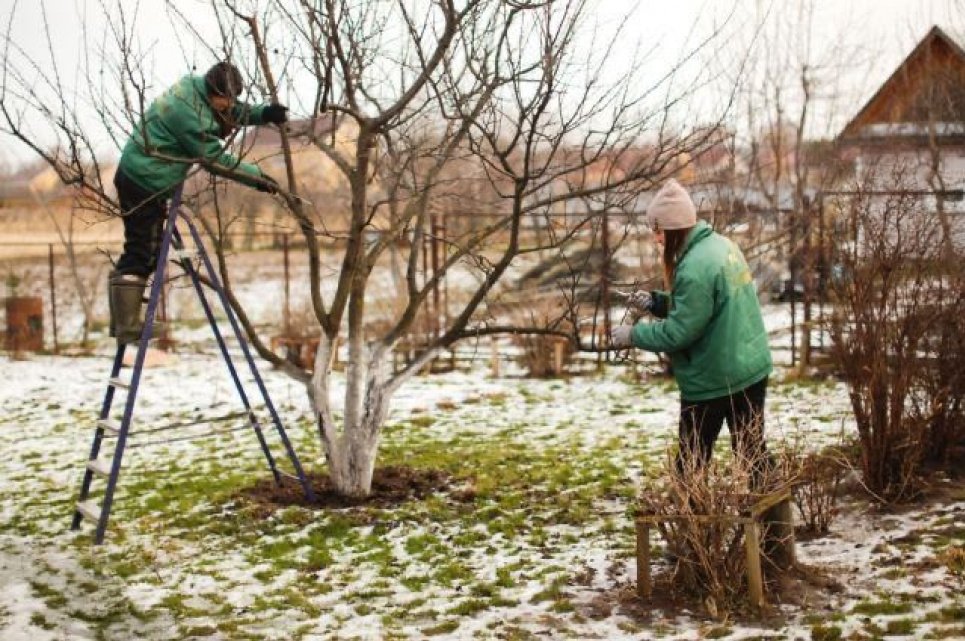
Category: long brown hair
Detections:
[{"x1": 662, "y1": 226, "x2": 694, "y2": 288}]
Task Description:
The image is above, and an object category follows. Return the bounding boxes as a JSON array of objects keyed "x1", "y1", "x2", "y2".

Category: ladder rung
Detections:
[
  {"x1": 108, "y1": 377, "x2": 130, "y2": 389},
  {"x1": 170, "y1": 249, "x2": 197, "y2": 262},
  {"x1": 76, "y1": 500, "x2": 101, "y2": 523},
  {"x1": 86, "y1": 458, "x2": 113, "y2": 477},
  {"x1": 98, "y1": 419, "x2": 122, "y2": 434}
]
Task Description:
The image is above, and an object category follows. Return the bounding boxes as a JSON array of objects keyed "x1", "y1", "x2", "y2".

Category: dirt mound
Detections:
[{"x1": 239, "y1": 465, "x2": 452, "y2": 512}]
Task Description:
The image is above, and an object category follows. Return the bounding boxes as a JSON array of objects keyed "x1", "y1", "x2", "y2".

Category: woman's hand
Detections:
[{"x1": 609, "y1": 325, "x2": 634, "y2": 349}]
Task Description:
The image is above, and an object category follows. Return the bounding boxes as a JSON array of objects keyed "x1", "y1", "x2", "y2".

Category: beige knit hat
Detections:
[{"x1": 646, "y1": 179, "x2": 697, "y2": 231}]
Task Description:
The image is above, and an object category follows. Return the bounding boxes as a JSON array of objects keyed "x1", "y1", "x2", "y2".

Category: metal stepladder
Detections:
[{"x1": 72, "y1": 184, "x2": 315, "y2": 544}]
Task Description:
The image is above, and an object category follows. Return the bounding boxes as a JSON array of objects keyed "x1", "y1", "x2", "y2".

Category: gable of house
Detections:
[{"x1": 841, "y1": 26, "x2": 965, "y2": 143}]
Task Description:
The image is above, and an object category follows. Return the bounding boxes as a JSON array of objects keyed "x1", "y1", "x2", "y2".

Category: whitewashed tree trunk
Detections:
[{"x1": 311, "y1": 333, "x2": 413, "y2": 498}]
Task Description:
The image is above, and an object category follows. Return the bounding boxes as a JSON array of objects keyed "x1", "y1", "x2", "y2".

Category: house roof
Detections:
[{"x1": 840, "y1": 25, "x2": 965, "y2": 141}]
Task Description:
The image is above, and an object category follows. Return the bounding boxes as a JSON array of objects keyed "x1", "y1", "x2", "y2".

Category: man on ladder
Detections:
[
  {"x1": 110, "y1": 61, "x2": 287, "y2": 343},
  {"x1": 73, "y1": 61, "x2": 314, "y2": 544}
]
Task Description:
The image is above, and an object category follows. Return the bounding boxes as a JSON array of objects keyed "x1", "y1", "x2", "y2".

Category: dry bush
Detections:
[
  {"x1": 507, "y1": 298, "x2": 574, "y2": 377},
  {"x1": 638, "y1": 446, "x2": 788, "y2": 613},
  {"x1": 779, "y1": 443, "x2": 848, "y2": 536},
  {"x1": 828, "y1": 185, "x2": 965, "y2": 501}
]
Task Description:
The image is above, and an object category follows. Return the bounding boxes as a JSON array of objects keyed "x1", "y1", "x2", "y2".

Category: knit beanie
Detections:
[
  {"x1": 204, "y1": 62, "x2": 244, "y2": 98},
  {"x1": 646, "y1": 179, "x2": 697, "y2": 231}
]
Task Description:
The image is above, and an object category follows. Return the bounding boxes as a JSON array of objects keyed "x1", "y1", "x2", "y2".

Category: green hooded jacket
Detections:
[
  {"x1": 630, "y1": 220, "x2": 772, "y2": 401},
  {"x1": 118, "y1": 75, "x2": 268, "y2": 195}
]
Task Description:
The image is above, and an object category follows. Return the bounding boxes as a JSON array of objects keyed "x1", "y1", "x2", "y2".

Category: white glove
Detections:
[
  {"x1": 609, "y1": 325, "x2": 634, "y2": 350},
  {"x1": 626, "y1": 290, "x2": 654, "y2": 314}
]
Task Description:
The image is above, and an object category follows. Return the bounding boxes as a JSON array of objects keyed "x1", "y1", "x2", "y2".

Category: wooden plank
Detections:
[
  {"x1": 636, "y1": 520, "x2": 651, "y2": 598},
  {"x1": 490, "y1": 338, "x2": 500, "y2": 378},
  {"x1": 108, "y1": 377, "x2": 130, "y2": 389},
  {"x1": 744, "y1": 521, "x2": 764, "y2": 608},
  {"x1": 637, "y1": 514, "x2": 751, "y2": 525},
  {"x1": 97, "y1": 419, "x2": 121, "y2": 434},
  {"x1": 86, "y1": 458, "x2": 112, "y2": 477},
  {"x1": 748, "y1": 489, "x2": 792, "y2": 518},
  {"x1": 75, "y1": 501, "x2": 101, "y2": 523}
]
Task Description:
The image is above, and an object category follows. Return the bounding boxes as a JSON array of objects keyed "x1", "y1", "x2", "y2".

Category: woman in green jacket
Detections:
[
  {"x1": 609, "y1": 179, "x2": 773, "y2": 482},
  {"x1": 109, "y1": 62, "x2": 288, "y2": 343}
]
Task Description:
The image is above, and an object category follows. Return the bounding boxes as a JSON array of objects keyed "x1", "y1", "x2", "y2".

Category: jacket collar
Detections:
[
  {"x1": 190, "y1": 75, "x2": 213, "y2": 108},
  {"x1": 678, "y1": 219, "x2": 712, "y2": 262}
]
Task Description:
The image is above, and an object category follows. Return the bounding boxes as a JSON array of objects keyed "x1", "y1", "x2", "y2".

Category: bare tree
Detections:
[
  {"x1": 718, "y1": 0, "x2": 864, "y2": 367},
  {"x1": 3, "y1": 0, "x2": 735, "y2": 498},
  {"x1": 827, "y1": 174, "x2": 965, "y2": 501},
  {"x1": 29, "y1": 187, "x2": 105, "y2": 346}
]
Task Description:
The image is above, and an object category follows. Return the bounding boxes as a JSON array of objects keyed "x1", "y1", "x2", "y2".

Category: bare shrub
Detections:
[
  {"x1": 508, "y1": 299, "x2": 574, "y2": 378},
  {"x1": 910, "y1": 289, "x2": 965, "y2": 470},
  {"x1": 638, "y1": 446, "x2": 788, "y2": 614},
  {"x1": 779, "y1": 443, "x2": 848, "y2": 536},
  {"x1": 828, "y1": 181, "x2": 965, "y2": 501}
]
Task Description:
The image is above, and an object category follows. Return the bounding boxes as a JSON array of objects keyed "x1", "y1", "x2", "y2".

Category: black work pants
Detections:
[
  {"x1": 113, "y1": 169, "x2": 168, "y2": 277},
  {"x1": 676, "y1": 377, "x2": 770, "y2": 487}
]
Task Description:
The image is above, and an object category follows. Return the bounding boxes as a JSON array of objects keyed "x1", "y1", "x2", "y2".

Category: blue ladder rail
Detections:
[{"x1": 71, "y1": 184, "x2": 315, "y2": 544}]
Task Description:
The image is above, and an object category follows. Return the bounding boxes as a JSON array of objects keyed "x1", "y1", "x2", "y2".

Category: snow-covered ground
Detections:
[
  {"x1": 0, "y1": 249, "x2": 962, "y2": 639},
  {"x1": 1, "y1": 342, "x2": 962, "y2": 640}
]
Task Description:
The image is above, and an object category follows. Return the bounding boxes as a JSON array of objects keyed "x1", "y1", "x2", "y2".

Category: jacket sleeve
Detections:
[
  {"x1": 167, "y1": 109, "x2": 263, "y2": 187},
  {"x1": 630, "y1": 275, "x2": 714, "y2": 353},
  {"x1": 230, "y1": 102, "x2": 267, "y2": 127},
  {"x1": 650, "y1": 290, "x2": 671, "y2": 318}
]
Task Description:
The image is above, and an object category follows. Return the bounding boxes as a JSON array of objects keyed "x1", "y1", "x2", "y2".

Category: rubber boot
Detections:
[{"x1": 109, "y1": 272, "x2": 147, "y2": 345}]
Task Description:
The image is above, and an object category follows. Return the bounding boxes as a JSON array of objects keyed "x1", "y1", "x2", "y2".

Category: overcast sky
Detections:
[{"x1": 1, "y1": 0, "x2": 962, "y2": 166}]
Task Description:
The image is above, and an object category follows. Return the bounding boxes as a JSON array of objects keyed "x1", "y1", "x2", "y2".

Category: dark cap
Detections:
[{"x1": 204, "y1": 62, "x2": 244, "y2": 98}]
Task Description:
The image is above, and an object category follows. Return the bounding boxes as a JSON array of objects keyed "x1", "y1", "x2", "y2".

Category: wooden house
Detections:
[{"x1": 838, "y1": 25, "x2": 965, "y2": 238}]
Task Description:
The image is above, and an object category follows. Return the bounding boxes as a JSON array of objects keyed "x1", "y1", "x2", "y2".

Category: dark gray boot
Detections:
[{"x1": 109, "y1": 272, "x2": 147, "y2": 345}]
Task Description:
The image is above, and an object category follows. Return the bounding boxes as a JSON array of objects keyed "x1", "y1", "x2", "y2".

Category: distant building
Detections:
[{"x1": 838, "y1": 25, "x2": 965, "y2": 246}]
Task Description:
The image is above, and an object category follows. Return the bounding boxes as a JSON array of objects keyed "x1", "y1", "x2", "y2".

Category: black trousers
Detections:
[
  {"x1": 677, "y1": 377, "x2": 770, "y2": 486},
  {"x1": 113, "y1": 169, "x2": 168, "y2": 278}
]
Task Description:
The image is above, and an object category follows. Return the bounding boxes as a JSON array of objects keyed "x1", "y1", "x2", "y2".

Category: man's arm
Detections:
[
  {"x1": 231, "y1": 102, "x2": 288, "y2": 127},
  {"x1": 230, "y1": 102, "x2": 267, "y2": 127},
  {"x1": 630, "y1": 276, "x2": 714, "y2": 353},
  {"x1": 168, "y1": 109, "x2": 264, "y2": 187}
]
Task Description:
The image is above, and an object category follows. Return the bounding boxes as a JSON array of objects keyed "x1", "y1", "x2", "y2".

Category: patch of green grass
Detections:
[
  {"x1": 884, "y1": 619, "x2": 916, "y2": 635},
  {"x1": 421, "y1": 620, "x2": 460, "y2": 635},
  {"x1": 182, "y1": 625, "x2": 218, "y2": 637},
  {"x1": 529, "y1": 576, "x2": 567, "y2": 604},
  {"x1": 29, "y1": 612, "x2": 55, "y2": 630},
  {"x1": 705, "y1": 626, "x2": 733, "y2": 639},
  {"x1": 810, "y1": 624, "x2": 843, "y2": 641},
  {"x1": 447, "y1": 598, "x2": 490, "y2": 616},
  {"x1": 28, "y1": 580, "x2": 67, "y2": 609},
  {"x1": 937, "y1": 604, "x2": 965, "y2": 622},
  {"x1": 433, "y1": 560, "x2": 473, "y2": 587},
  {"x1": 851, "y1": 599, "x2": 914, "y2": 616}
]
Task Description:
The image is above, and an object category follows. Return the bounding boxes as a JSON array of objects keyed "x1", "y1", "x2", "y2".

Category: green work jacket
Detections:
[
  {"x1": 630, "y1": 220, "x2": 773, "y2": 401},
  {"x1": 118, "y1": 75, "x2": 268, "y2": 195}
]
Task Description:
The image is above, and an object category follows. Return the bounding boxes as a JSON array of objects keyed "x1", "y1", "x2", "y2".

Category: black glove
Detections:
[
  {"x1": 256, "y1": 173, "x2": 280, "y2": 194},
  {"x1": 262, "y1": 103, "x2": 289, "y2": 125}
]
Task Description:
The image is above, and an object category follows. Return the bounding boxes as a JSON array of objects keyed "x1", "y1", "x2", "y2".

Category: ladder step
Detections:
[
  {"x1": 86, "y1": 458, "x2": 113, "y2": 477},
  {"x1": 75, "y1": 500, "x2": 101, "y2": 523},
  {"x1": 98, "y1": 419, "x2": 122, "y2": 434},
  {"x1": 108, "y1": 377, "x2": 130, "y2": 389},
  {"x1": 170, "y1": 249, "x2": 197, "y2": 263}
]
